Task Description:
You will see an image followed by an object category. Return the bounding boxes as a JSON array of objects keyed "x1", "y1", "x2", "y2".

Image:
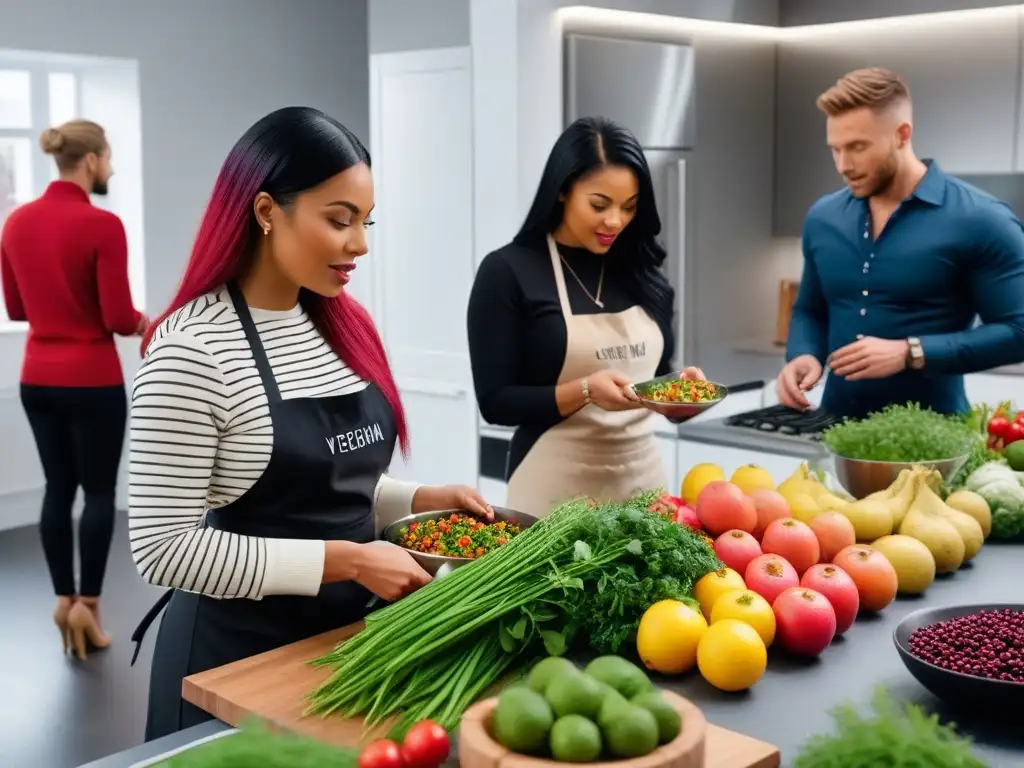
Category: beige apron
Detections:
[{"x1": 506, "y1": 235, "x2": 667, "y2": 519}]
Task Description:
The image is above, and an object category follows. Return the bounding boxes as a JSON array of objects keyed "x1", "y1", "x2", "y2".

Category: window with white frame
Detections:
[
  {"x1": 0, "y1": 61, "x2": 82, "y2": 323},
  {"x1": 0, "y1": 65, "x2": 80, "y2": 224}
]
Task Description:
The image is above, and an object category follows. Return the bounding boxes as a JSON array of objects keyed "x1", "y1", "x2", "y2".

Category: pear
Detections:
[
  {"x1": 839, "y1": 498, "x2": 893, "y2": 542},
  {"x1": 777, "y1": 464, "x2": 811, "y2": 498},
  {"x1": 864, "y1": 468, "x2": 911, "y2": 504},
  {"x1": 946, "y1": 490, "x2": 992, "y2": 539},
  {"x1": 912, "y1": 483, "x2": 984, "y2": 562},
  {"x1": 898, "y1": 479, "x2": 965, "y2": 574},
  {"x1": 816, "y1": 492, "x2": 850, "y2": 512},
  {"x1": 883, "y1": 468, "x2": 922, "y2": 529}
]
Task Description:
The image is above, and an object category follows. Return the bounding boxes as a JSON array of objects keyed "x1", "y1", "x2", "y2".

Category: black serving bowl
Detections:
[{"x1": 893, "y1": 602, "x2": 1024, "y2": 710}]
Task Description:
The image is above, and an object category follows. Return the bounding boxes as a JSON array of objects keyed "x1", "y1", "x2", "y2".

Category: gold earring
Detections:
[{"x1": 262, "y1": 223, "x2": 270, "y2": 235}]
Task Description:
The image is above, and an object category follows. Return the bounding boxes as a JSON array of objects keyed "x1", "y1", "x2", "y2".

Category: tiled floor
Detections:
[{"x1": 0, "y1": 508, "x2": 163, "y2": 768}]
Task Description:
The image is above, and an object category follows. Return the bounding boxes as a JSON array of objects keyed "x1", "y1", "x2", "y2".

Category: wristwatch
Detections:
[{"x1": 907, "y1": 337, "x2": 925, "y2": 371}]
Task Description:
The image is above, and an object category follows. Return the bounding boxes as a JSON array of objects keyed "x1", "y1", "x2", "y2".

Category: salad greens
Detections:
[
  {"x1": 823, "y1": 403, "x2": 977, "y2": 463},
  {"x1": 794, "y1": 687, "x2": 987, "y2": 768}
]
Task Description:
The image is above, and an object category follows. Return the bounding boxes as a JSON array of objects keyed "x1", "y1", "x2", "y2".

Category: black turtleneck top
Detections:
[{"x1": 467, "y1": 239, "x2": 675, "y2": 477}]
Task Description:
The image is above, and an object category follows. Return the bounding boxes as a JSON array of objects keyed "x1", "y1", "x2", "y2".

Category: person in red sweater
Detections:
[{"x1": 0, "y1": 119, "x2": 147, "y2": 660}]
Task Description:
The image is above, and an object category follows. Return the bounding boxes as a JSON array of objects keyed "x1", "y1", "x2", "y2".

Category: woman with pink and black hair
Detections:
[{"x1": 129, "y1": 106, "x2": 493, "y2": 739}]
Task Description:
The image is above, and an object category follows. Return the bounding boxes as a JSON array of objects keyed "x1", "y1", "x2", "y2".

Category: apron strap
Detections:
[
  {"x1": 545, "y1": 234, "x2": 574, "y2": 318},
  {"x1": 130, "y1": 588, "x2": 174, "y2": 667},
  {"x1": 226, "y1": 281, "x2": 282, "y2": 404}
]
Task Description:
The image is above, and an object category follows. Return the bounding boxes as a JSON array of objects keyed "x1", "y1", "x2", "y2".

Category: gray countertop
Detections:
[{"x1": 87, "y1": 545, "x2": 1024, "y2": 768}]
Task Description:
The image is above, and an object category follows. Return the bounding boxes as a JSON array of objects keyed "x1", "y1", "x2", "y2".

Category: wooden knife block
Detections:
[{"x1": 774, "y1": 280, "x2": 800, "y2": 347}]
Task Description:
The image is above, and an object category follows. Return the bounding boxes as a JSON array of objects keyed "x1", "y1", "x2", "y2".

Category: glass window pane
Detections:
[
  {"x1": 0, "y1": 70, "x2": 32, "y2": 129},
  {"x1": 48, "y1": 72, "x2": 77, "y2": 126},
  {"x1": 0, "y1": 137, "x2": 34, "y2": 212}
]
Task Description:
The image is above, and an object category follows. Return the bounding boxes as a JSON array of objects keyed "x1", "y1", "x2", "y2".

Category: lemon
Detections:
[
  {"x1": 681, "y1": 463, "x2": 725, "y2": 505},
  {"x1": 697, "y1": 619, "x2": 767, "y2": 692},
  {"x1": 730, "y1": 464, "x2": 775, "y2": 495},
  {"x1": 636, "y1": 600, "x2": 708, "y2": 675},
  {"x1": 693, "y1": 567, "x2": 746, "y2": 620}
]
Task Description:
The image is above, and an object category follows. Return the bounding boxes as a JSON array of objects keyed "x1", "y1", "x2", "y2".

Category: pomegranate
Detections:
[
  {"x1": 714, "y1": 530, "x2": 762, "y2": 575},
  {"x1": 772, "y1": 587, "x2": 837, "y2": 657},
  {"x1": 760, "y1": 518, "x2": 820, "y2": 576},
  {"x1": 749, "y1": 488, "x2": 791, "y2": 540},
  {"x1": 800, "y1": 564, "x2": 859, "y2": 635},
  {"x1": 833, "y1": 544, "x2": 898, "y2": 613},
  {"x1": 744, "y1": 553, "x2": 800, "y2": 606},
  {"x1": 696, "y1": 481, "x2": 757, "y2": 537},
  {"x1": 908, "y1": 609, "x2": 1024, "y2": 682},
  {"x1": 674, "y1": 502, "x2": 702, "y2": 532},
  {"x1": 809, "y1": 511, "x2": 856, "y2": 563}
]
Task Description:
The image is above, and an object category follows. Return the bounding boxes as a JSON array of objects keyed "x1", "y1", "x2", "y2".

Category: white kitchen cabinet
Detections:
[{"x1": 775, "y1": 9, "x2": 1023, "y2": 236}]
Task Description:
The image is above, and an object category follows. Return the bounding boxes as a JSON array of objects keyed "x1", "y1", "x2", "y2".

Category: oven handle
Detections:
[{"x1": 724, "y1": 380, "x2": 765, "y2": 395}]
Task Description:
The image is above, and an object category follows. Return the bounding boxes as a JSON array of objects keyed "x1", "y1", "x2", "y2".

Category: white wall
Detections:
[
  {"x1": 80, "y1": 60, "x2": 146, "y2": 310},
  {"x1": 0, "y1": 0, "x2": 370, "y2": 530}
]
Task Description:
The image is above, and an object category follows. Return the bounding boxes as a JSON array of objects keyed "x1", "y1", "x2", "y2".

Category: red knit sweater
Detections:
[{"x1": 0, "y1": 181, "x2": 142, "y2": 387}]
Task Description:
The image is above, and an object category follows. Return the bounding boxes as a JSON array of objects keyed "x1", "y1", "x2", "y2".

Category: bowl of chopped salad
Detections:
[
  {"x1": 631, "y1": 373, "x2": 728, "y2": 422},
  {"x1": 382, "y1": 507, "x2": 538, "y2": 576}
]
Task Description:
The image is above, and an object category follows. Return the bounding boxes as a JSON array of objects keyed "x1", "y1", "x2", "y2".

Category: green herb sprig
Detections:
[
  {"x1": 794, "y1": 687, "x2": 988, "y2": 768},
  {"x1": 823, "y1": 403, "x2": 977, "y2": 463}
]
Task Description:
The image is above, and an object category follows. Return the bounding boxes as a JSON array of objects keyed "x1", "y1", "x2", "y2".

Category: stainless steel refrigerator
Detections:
[{"x1": 564, "y1": 33, "x2": 696, "y2": 369}]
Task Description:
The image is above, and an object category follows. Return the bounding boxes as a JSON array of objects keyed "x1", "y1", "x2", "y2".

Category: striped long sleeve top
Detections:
[{"x1": 128, "y1": 289, "x2": 419, "y2": 599}]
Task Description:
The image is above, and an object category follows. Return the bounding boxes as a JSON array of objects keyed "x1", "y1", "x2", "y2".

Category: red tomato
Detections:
[
  {"x1": 401, "y1": 720, "x2": 450, "y2": 768},
  {"x1": 1006, "y1": 422, "x2": 1024, "y2": 444},
  {"x1": 988, "y1": 416, "x2": 1010, "y2": 438},
  {"x1": 359, "y1": 740, "x2": 404, "y2": 768},
  {"x1": 1016, "y1": 412, "x2": 1024, "y2": 426}
]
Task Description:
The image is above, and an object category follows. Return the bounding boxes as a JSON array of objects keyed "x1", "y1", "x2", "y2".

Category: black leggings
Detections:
[{"x1": 20, "y1": 384, "x2": 127, "y2": 598}]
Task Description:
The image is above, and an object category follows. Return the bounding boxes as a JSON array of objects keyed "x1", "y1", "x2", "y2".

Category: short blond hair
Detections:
[
  {"x1": 816, "y1": 68, "x2": 910, "y2": 117},
  {"x1": 39, "y1": 119, "x2": 108, "y2": 172}
]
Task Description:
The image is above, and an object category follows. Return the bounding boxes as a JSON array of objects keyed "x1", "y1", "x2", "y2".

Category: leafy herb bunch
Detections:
[{"x1": 824, "y1": 403, "x2": 978, "y2": 463}]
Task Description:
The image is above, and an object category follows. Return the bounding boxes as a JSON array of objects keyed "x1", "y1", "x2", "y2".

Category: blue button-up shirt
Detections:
[{"x1": 787, "y1": 160, "x2": 1024, "y2": 419}]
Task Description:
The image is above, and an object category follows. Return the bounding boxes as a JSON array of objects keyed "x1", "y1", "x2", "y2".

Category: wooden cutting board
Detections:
[{"x1": 182, "y1": 624, "x2": 780, "y2": 768}]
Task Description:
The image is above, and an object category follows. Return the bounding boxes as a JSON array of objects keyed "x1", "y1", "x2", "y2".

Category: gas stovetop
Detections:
[{"x1": 724, "y1": 404, "x2": 843, "y2": 441}]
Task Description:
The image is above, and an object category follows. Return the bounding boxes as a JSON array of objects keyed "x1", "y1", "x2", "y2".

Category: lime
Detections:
[
  {"x1": 631, "y1": 691, "x2": 682, "y2": 744},
  {"x1": 527, "y1": 656, "x2": 579, "y2": 694},
  {"x1": 550, "y1": 715, "x2": 603, "y2": 763},
  {"x1": 492, "y1": 686, "x2": 554, "y2": 755},
  {"x1": 584, "y1": 656, "x2": 652, "y2": 698},
  {"x1": 544, "y1": 670, "x2": 605, "y2": 719},
  {"x1": 601, "y1": 702, "x2": 660, "y2": 759}
]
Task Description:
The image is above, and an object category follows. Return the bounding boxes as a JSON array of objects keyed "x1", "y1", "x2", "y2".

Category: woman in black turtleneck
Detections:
[{"x1": 467, "y1": 117, "x2": 701, "y2": 519}]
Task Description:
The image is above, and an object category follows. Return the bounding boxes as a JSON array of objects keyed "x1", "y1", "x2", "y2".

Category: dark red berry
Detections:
[{"x1": 907, "y1": 609, "x2": 1024, "y2": 683}]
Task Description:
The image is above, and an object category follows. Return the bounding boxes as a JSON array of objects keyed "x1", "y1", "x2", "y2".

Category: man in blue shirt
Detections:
[{"x1": 780, "y1": 67, "x2": 1024, "y2": 419}]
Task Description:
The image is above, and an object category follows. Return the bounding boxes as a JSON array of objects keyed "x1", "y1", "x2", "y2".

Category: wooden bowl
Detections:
[{"x1": 459, "y1": 690, "x2": 707, "y2": 768}]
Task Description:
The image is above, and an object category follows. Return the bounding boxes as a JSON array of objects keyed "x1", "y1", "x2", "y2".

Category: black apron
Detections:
[{"x1": 132, "y1": 282, "x2": 398, "y2": 741}]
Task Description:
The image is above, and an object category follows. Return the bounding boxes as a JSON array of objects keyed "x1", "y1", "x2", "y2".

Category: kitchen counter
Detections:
[{"x1": 88, "y1": 544, "x2": 1024, "y2": 768}]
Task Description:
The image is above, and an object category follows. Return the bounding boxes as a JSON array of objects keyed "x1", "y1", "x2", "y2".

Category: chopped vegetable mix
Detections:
[
  {"x1": 642, "y1": 379, "x2": 719, "y2": 403},
  {"x1": 398, "y1": 515, "x2": 522, "y2": 559},
  {"x1": 823, "y1": 403, "x2": 977, "y2": 463}
]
